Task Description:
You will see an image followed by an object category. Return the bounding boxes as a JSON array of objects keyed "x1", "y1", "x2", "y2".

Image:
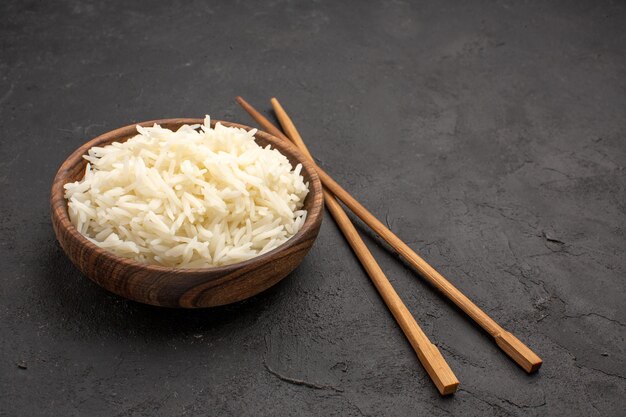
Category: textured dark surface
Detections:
[{"x1": 1, "y1": 0, "x2": 625, "y2": 416}]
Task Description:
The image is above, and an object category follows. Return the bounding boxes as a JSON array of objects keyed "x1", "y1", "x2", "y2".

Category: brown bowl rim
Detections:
[{"x1": 50, "y1": 118, "x2": 323, "y2": 276}]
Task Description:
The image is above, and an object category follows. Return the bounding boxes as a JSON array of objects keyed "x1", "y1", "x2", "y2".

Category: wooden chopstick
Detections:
[
  {"x1": 236, "y1": 96, "x2": 543, "y2": 374},
  {"x1": 265, "y1": 100, "x2": 459, "y2": 396}
]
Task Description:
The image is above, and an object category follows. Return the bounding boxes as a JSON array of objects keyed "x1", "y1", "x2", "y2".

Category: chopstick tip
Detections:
[
  {"x1": 270, "y1": 97, "x2": 282, "y2": 108},
  {"x1": 441, "y1": 381, "x2": 460, "y2": 396},
  {"x1": 495, "y1": 331, "x2": 543, "y2": 373}
]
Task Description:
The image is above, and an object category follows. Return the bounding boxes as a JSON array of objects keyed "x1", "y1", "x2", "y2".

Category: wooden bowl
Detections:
[{"x1": 50, "y1": 118, "x2": 324, "y2": 308}]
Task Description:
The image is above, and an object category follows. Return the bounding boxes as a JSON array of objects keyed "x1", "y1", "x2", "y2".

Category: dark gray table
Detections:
[{"x1": 1, "y1": 1, "x2": 624, "y2": 416}]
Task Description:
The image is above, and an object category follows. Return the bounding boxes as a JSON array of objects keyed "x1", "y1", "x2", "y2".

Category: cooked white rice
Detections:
[{"x1": 64, "y1": 116, "x2": 309, "y2": 268}]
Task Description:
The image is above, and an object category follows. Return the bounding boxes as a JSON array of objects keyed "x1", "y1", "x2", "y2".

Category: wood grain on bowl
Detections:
[{"x1": 50, "y1": 119, "x2": 324, "y2": 308}]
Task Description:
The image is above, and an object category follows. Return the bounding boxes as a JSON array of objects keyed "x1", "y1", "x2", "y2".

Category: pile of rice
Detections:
[{"x1": 64, "y1": 116, "x2": 309, "y2": 268}]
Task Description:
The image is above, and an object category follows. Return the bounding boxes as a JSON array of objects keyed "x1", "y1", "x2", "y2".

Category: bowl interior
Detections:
[{"x1": 52, "y1": 118, "x2": 323, "y2": 274}]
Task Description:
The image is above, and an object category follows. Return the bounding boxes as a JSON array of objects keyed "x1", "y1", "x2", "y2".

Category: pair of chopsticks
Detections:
[{"x1": 236, "y1": 96, "x2": 542, "y2": 395}]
